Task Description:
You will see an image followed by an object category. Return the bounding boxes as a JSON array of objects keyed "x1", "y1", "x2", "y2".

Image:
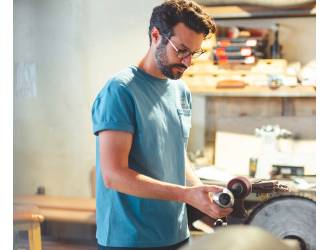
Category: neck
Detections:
[{"x1": 138, "y1": 49, "x2": 167, "y2": 80}]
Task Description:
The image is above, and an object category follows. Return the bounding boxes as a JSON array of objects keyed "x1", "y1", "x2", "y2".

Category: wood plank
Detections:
[
  {"x1": 14, "y1": 205, "x2": 45, "y2": 222},
  {"x1": 207, "y1": 97, "x2": 282, "y2": 117},
  {"x1": 187, "y1": 85, "x2": 316, "y2": 97},
  {"x1": 292, "y1": 97, "x2": 316, "y2": 116},
  {"x1": 205, "y1": 116, "x2": 316, "y2": 144},
  {"x1": 203, "y1": 5, "x2": 315, "y2": 19},
  {"x1": 37, "y1": 208, "x2": 95, "y2": 224},
  {"x1": 14, "y1": 195, "x2": 96, "y2": 212},
  {"x1": 14, "y1": 195, "x2": 96, "y2": 224}
]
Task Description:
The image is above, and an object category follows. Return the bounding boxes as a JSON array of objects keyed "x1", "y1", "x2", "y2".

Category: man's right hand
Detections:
[{"x1": 183, "y1": 185, "x2": 233, "y2": 219}]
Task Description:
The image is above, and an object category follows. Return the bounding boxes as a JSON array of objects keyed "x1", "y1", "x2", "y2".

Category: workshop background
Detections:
[
  {"x1": 14, "y1": 0, "x2": 315, "y2": 197},
  {"x1": 13, "y1": 0, "x2": 316, "y2": 249}
]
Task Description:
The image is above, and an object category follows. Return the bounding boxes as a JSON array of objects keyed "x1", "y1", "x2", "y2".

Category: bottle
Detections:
[
  {"x1": 249, "y1": 157, "x2": 258, "y2": 178},
  {"x1": 271, "y1": 23, "x2": 282, "y2": 59}
]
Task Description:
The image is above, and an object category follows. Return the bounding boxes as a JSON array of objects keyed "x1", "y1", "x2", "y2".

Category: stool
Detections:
[{"x1": 14, "y1": 205, "x2": 44, "y2": 250}]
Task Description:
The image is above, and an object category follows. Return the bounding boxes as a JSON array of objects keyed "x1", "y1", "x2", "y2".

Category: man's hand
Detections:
[{"x1": 183, "y1": 185, "x2": 233, "y2": 219}]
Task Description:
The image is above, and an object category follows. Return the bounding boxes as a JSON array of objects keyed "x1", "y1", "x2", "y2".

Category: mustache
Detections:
[{"x1": 169, "y1": 64, "x2": 187, "y2": 70}]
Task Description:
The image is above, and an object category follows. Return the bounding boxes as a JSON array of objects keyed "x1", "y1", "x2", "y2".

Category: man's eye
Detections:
[{"x1": 178, "y1": 49, "x2": 189, "y2": 54}]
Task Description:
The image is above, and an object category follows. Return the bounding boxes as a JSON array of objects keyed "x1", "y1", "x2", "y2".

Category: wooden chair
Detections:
[{"x1": 14, "y1": 205, "x2": 44, "y2": 250}]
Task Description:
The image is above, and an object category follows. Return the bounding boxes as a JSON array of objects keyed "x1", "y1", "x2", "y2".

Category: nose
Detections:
[{"x1": 181, "y1": 55, "x2": 192, "y2": 68}]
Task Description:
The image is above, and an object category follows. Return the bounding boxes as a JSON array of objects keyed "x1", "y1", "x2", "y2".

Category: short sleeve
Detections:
[{"x1": 91, "y1": 80, "x2": 135, "y2": 136}]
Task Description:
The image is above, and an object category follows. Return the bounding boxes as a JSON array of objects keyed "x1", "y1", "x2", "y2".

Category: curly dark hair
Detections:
[{"x1": 148, "y1": 0, "x2": 216, "y2": 45}]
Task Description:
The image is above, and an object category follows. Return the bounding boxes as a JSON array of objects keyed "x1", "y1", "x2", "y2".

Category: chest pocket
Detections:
[{"x1": 177, "y1": 108, "x2": 191, "y2": 140}]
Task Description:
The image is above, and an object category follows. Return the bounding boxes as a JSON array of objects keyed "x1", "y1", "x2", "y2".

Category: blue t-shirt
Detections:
[{"x1": 91, "y1": 66, "x2": 192, "y2": 247}]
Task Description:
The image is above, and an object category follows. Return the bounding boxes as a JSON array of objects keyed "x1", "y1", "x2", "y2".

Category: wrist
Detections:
[{"x1": 176, "y1": 185, "x2": 189, "y2": 203}]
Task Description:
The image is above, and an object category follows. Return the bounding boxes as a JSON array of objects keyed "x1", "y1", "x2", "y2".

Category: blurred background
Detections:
[
  {"x1": 13, "y1": 0, "x2": 316, "y2": 249},
  {"x1": 13, "y1": 0, "x2": 315, "y2": 197}
]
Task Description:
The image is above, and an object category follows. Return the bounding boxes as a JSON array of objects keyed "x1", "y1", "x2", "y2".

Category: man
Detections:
[{"x1": 91, "y1": 1, "x2": 232, "y2": 249}]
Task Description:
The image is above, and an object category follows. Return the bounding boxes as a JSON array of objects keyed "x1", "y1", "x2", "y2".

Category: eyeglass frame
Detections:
[{"x1": 163, "y1": 36, "x2": 206, "y2": 59}]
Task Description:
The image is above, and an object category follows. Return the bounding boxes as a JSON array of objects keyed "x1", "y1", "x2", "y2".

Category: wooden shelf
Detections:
[
  {"x1": 188, "y1": 85, "x2": 316, "y2": 97},
  {"x1": 203, "y1": 5, "x2": 316, "y2": 19}
]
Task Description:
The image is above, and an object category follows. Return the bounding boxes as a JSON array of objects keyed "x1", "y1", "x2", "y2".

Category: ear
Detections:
[{"x1": 150, "y1": 27, "x2": 161, "y2": 45}]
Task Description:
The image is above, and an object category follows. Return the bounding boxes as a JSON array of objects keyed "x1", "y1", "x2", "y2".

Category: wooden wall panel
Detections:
[
  {"x1": 207, "y1": 97, "x2": 282, "y2": 118},
  {"x1": 292, "y1": 98, "x2": 316, "y2": 116},
  {"x1": 205, "y1": 97, "x2": 316, "y2": 144}
]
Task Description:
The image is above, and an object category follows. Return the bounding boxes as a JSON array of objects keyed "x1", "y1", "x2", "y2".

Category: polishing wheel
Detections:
[
  {"x1": 227, "y1": 176, "x2": 252, "y2": 198},
  {"x1": 245, "y1": 195, "x2": 316, "y2": 250}
]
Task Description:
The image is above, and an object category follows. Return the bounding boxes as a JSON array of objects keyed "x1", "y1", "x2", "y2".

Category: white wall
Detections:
[{"x1": 14, "y1": 0, "x2": 162, "y2": 197}]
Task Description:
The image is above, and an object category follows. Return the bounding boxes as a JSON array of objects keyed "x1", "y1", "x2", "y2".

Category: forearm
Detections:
[{"x1": 102, "y1": 166, "x2": 186, "y2": 202}]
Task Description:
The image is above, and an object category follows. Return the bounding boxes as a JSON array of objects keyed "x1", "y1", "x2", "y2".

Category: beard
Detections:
[{"x1": 155, "y1": 40, "x2": 187, "y2": 80}]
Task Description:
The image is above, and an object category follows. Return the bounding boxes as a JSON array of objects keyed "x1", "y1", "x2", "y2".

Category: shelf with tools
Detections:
[
  {"x1": 181, "y1": 23, "x2": 316, "y2": 98},
  {"x1": 185, "y1": 3, "x2": 316, "y2": 177}
]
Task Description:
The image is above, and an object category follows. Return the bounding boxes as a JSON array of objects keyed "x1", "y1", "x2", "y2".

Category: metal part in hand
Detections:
[{"x1": 212, "y1": 188, "x2": 234, "y2": 208}]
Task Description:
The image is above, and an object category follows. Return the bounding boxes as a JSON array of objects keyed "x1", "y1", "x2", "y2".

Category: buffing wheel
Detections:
[
  {"x1": 245, "y1": 195, "x2": 316, "y2": 250},
  {"x1": 227, "y1": 176, "x2": 252, "y2": 198}
]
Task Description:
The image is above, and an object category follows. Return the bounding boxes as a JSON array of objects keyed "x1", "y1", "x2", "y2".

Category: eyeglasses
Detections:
[{"x1": 164, "y1": 37, "x2": 205, "y2": 59}]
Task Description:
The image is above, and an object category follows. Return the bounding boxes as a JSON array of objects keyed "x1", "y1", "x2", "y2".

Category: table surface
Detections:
[
  {"x1": 14, "y1": 195, "x2": 96, "y2": 224},
  {"x1": 187, "y1": 85, "x2": 316, "y2": 97}
]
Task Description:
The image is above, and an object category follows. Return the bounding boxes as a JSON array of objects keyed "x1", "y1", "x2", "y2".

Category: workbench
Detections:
[
  {"x1": 187, "y1": 85, "x2": 315, "y2": 97},
  {"x1": 14, "y1": 195, "x2": 96, "y2": 224}
]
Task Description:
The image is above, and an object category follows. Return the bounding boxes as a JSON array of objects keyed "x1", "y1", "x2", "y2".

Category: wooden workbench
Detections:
[
  {"x1": 14, "y1": 195, "x2": 96, "y2": 224},
  {"x1": 187, "y1": 85, "x2": 316, "y2": 97}
]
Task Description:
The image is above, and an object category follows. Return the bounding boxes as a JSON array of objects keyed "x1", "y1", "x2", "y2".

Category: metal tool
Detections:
[
  {"x1": 252, "y1": 179, "x2": 289, "y2": 193},
  {"x1": 226, "y1": 176, "x2": 252, "y2": 223},
  {"x1": 212, "y1": 188, "x2": 234, "y2": 208},
  {"x1": 212, "y1": 188, "x2": 234, "y2": 227},
  {"x1": 245, "y1": 195, "x2": 316, "y2": 250},
  {"x1": 226, "y1": 176, "x2": 288, "y2": 224},
  {"x1": 205, "y1": 176, "x2": 289, "y2": 227}
]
